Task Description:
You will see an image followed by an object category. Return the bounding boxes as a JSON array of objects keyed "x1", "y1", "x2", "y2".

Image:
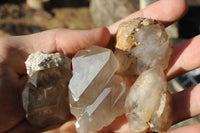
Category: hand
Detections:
[
  {"x1": 109, "y1": 0, "x2": 200, "y2": 132},
  {"x1": 0, "y1": 28, "x2": 110, "y2": 133},
  {"x1": 1, "y1": 0, "x2": 199, "y2": 132}
]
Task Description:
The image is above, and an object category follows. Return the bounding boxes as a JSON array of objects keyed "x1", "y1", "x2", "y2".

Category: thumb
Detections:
[
  {"x1": 22, "y1": 27, "x2": 110, "y2": 56},
  {"x1": 55, "y1": 27, "x2": 111, "y2": 56}
]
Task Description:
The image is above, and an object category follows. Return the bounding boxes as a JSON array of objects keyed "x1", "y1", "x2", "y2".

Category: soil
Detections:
[{"x1": 0, "y1": 0, "x2": 93, "y2": 36}]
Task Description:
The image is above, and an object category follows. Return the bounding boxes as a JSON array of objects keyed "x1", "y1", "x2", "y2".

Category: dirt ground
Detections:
[{"x1": 0, "y1": 1, "x2": 93, "y2": 37}]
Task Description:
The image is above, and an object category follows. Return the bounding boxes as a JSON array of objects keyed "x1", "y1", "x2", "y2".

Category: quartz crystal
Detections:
[
  {"x1": 114, "y1": 49, "x2": 138, "y2": 81},
  {"x1": 125, "y1": 66, "x2": 172, "y2": 133},
  {"x1": 69, "y1": 45, "x2": 119, "y2": 116},
  {"x1": 75, "y1": 75, "x2": 128, "y2": 132},
  {"x1": 22, "y1": 51, "x2": 72, "y2": 129},
  {"x1": 69, "y1": 45, "x2": 128, "y2": 132},
  {"x1": 115, "y1": 18, "x2": 172, "y2": 76},
  {"x1": 116, "y1": 18, "x2": 172, "y2": 133}
]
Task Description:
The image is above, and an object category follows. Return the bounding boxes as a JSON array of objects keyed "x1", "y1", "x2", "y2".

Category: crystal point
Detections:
[
  {"x1": 69, "y1": 45, "x2": 119, "y2": 116},
  {"x1": 69, "y1": 45, "x2": 128, "y2": 132}
]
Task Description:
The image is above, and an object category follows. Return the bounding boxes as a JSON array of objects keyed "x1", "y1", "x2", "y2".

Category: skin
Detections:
[{"x1": 0, "y1": 0, "x2": 199, "y2": 132}]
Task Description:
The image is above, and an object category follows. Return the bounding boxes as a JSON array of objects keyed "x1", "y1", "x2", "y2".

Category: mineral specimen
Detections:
[
  {"x1": 115, "y1": 18, "x2": 172, "y2": 133},
  {"x1": 69, "y1": 45, "x2": 119, "y2": 116},
  {"x1": 115, "y1": 17, "x2": 171, "y2": 76},
  {"x1": 25, "y1": 51, "x2": 71, "y2": 77},
  {"x1": 22, "y1": 51, "x2": 72, "y2": 129},
  {"x1": 21, "y1": 17, "x2": 172, "y2": 133},
  {"x1": 125, "y1": 66, "x2": 172, "y2": 133},
  {"x1": 69, "y1": 45, "x2": 128, "y2": 132},
  {"x1": 75, "y1": 75, "x2": 128, "y2": 132}
]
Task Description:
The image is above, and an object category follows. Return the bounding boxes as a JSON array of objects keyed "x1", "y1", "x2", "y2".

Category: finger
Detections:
[
  {"x1": 115, "y1": 123, "x2": 131, "y2": 133},
  {"x1": 26, "y1": 27, "x2": 110, "y2": 57},
  {"x1": 172, "y1": 84, "x2": 200, "y2": 124},
  {"x1": 56, "y1": 117, "x2": 76, "y2": 133},
  {"x1": 0, "y1": 27, "x2": 110, "y2": 57},
  {"x1": 166, "y1": 35, "x2": 200, "y2": 80},
  {"x1": 108, "y1": 0, "x2": 187, "y2": 34},
  {"x1": 100, "y1": 115, "x2": 131, "y2": 133},
  {"x1": 0, "y1": 28, "x2": 110, "y2": 75},
  {"x1": 168, "y1": 124, "x2": 200, "y2": 133}
]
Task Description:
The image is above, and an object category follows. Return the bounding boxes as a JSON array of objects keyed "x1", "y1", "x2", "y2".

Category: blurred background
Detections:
[{"x1": 0, "y1": 0, "x2": 200, "y2": 130}]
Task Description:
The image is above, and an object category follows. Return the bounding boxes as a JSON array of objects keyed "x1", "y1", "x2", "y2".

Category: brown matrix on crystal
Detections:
[{"x1": 22, "y1": 51, "x2": 72, "y2": 129}]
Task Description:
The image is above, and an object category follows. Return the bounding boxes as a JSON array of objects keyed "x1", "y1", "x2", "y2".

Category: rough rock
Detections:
[
  {"x1": 22, "y1": 51, "x2": 72, "y2": 129},
  {"x1": 25, "y1": 51, "x2": 71, "y2": 76},
  {"x1": 90, "y1": 0, "x2": 139, "y2": 27}
]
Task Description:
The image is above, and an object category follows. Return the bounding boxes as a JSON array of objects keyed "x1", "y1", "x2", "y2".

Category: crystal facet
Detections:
[
  {"x1": 69, "y1": 45, "x2": 128, "y2": 132},
  {"x1": 69, "y1": 45, "x2": 119, "y2": 116},
  {"x1": 22, "y1": 51, "x2": 72, "y2": 129},
  {"x1": 75, "y1": 75, "x2": 128, "y2": 132}
]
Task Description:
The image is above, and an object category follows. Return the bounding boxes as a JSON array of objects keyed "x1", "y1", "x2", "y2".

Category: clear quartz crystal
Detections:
[
  {"x1": 125, "y1": 66, "x2": 172, "y2": 133},
  {"x1": 116, "y1": 18, "x2": 172, "y2": 133},
  {"x1": 76, "y1": 75, "x2": 128, "y2": 133},
  {"x1": 69, "y1": 45, "x2": 119, "y2": 116},
  {"x1": 69, "y1": 45, "x2": 128, "y2": 132},
  {"x1": 22, "y1": 51, "x2": 72, "y2": 129},
  {"x1": 115, "y1": 18, "x2": 172, "y2": 76}
]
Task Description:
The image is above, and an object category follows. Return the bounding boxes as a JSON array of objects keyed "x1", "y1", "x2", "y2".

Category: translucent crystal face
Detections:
[
  {"x1": 115, "y1": 18, "x2": 172, "y2": 133},
  {"x1": 22, "y1": 52, "x2": 72, "y2": 129},
  {"x1": 75, "y1": 75, "x2": 128, "y2": 132},
  {"x1": 69, "y1": 45, "x2": 128, "y2": 132},
  {"x1": 125, "y1": 66, "x2": 172, "y2": 133},
  {"x1": 132, "y1": 24, "x2": 171, "y2": 73},
  {"x1": 69, "y1": 45, "x2": 119, "y2": 116},
  {"x1": 115, "y1": 17, "x2": 172, "y2": 77}
]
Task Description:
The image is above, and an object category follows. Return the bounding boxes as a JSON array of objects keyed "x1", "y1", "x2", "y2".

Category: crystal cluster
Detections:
[
  {"x1": 69, "y1": 45, "x2": 128, "y2": 132},
  {"x1": 115, "y1": 18, "x2": 172, "y2": 133},
  {"x1": 115, "y1": 17, "x2": 171, "y2": 77},
  {"x1": 22, "y1": 51, "x2": 72, "y2": 129},
  {"x1": 22, "y1": 17, "x2": 173, "y2": 133}
]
